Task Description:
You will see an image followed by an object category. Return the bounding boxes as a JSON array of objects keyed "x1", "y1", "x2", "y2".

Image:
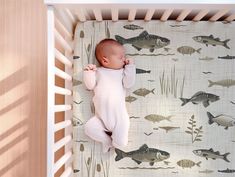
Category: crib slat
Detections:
[
  {"x1": 55, "y1": 49, "x2": 73, "y2": 68},
  {"x1": 54, "y1": 120, "x2": 72, "y2": 132},
  {"x1": 76, "y1": 9, "x2": 86, "y2": 22},
  {"x1": 111, "y1": 9, "x2": 119, "y2": 22},
  {"x1": 176, "y1": 9, "x2": 191, "y2": 21},
  {"x1": 54, "y1": 29, "x2": 73, "y2": 53},
  {"x1": 128, "y1": 9, "x2": 136, "y2": 21},
  {"x1": 55, "y1": 86, "x2": 72, "y2": 95},
  {"x1": 65, "y1": 8, "x2": 77, "y2": 24},
  {"x1": 54, "y1": 105, "x2": 72, "y2": 112},
  {"x1": 209, "y1": 9, "x2": 230, "y2": 21},
  {"x1": 54, "y1": 151, "x2": 72, "y2": 173},
  {"x1": 93, "y1": 9, "x2": 103, "y2": 22},
  {"x1": 55, "y1": 67, "x2": 72, "y2": 81},
  {"x1": 225, "y1": 13, "x2": 235, "y2": 21},
  {"x1": 193, "y1": 9, "x2": 209, "y2": 21},
  {"x1": 54, "y1": 135, "x2": 72, "y2": 152},
  {"x1": 55, "y1": 17, "x2": 73, "y2": 40},
  {"x1": 145, "y1": 9, "x2": 155, "y2": 21},
  {"x1": 60, "y1": 166, "x2": 73, "y2": 177},
  {"x1": 160, "y1": 9, "x2": 173, "y2": 21}
]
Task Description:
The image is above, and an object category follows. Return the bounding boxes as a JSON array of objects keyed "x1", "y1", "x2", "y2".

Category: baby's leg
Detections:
[
  {"x1": 84, "y1": 116, "x2": 113, "y2": 153},
  {"x1": 111, "y1": 119, "x2": 130, "y2": 149}
]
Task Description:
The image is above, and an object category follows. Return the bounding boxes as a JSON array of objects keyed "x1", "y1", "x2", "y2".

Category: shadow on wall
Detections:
[{"x1": 0, "y1": 66, "x2": 29, "y2": 177}]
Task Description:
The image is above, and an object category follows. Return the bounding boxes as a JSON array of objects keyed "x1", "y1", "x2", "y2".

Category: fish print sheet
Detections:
[{"x1": 73, "y1": 21, "x2": 235, "y2": 177}]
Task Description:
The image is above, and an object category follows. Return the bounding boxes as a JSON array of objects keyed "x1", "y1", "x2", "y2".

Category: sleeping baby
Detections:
[{"x1": 83, "y1": 39, "x2": 136, "y2": 153}]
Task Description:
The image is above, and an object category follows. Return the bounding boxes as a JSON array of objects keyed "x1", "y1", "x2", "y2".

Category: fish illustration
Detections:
[
  {"x1": 125, "y1": 96, "x2": 137, "y2": 103},
  {"x1": 115, "y1": 31, "x2": 170, "y2": 53},
  {"x1": 199, "y1": 56, "x2": 214, "y2": 61},
  {"x1": 115, "y1": 144, "x2": 170, "y2": 166},
  {"x1": 129, "y1": 116, "x2": 140, "y2": 119},
  {"x1": 202, "y1": 72, "x2": 212, "y2": 74},
  {"x1": 123, "y1": 24, "x2": 144, "y2": 30},
  {"x1": 193, "y1": 148, "x2": 230, "y2": 162},
  {"x1": 177, "y1": 159, "x2": 201, "y2": 169},
  {"x1": 231, "y1": 101, "x2": 235, "y2": 105},
  {"x1": 73, "y1": 56, "x2": 80, "y2": 59},
  {"x1": 73, "y1": 79, "x2": 82, "y2": 86},
  {"x1": 170, "y1": 25, "x2": 187, "y2": 27},
  {"x1": 218, "y1": 55, "x2": 235, "y2": 59},
  {"x1": 193, "y1": 35, "x2": 230, "y2": 49},
  {"x1": 72, "y1": 117, "x2": 83, "y2": 126},
  {"x1": 180, "y1": 91, "x2": 220, "y2": 108},
  {"x1": 145, "y1": 114, "x2": 173, "y2": 123},
  {"x1": 207, "y1": 112, "x2": 235, "y2": 130},
  {"x1": 208, "y1": 79, "x2": 235, "y2": 88},
  {"x1": 136, "y1": 68, "x2": 151, "y2": 74},
  {"x1": 199, "y1": 169, "x2": 214, "y2": 174},
  {"x1": 177, "y1": 46, "x2": 201, "y2": 55},
  {"x1": 133, "y1": 88, "x2": 155, "y2": 97},
  {"x1": 218, "y1": 168, "x2": 235, "y2": 173},
  {"x1": 158, "y1": 126, "x2": 180, "y2": 133}
]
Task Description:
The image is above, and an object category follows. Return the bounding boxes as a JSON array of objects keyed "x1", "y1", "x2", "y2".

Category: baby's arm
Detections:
[
  {"x1": 122, "y1": 58, "x2": 136, "y2": 89},
  {"x1": 83, "y1": 64, "x2": 97, "y2": 90}
]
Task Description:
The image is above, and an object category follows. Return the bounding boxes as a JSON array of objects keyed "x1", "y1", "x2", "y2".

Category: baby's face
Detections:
[{"x1": 106, "y1": 45, "x2": 126, "y2": 69}]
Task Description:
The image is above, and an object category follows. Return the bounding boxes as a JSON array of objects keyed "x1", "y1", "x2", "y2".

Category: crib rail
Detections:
[{"x1": 47, "y1": 6, "x2": 74, "y2": 177}]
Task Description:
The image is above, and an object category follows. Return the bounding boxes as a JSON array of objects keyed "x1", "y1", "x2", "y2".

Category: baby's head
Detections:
[{"x1": 95, "y1": 39, "x2": 126, "y2": 69}]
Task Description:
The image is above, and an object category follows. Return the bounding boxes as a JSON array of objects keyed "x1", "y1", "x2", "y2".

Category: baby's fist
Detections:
[{"x1": 84, "y1": 64, "x2": 97, "y2": 71}]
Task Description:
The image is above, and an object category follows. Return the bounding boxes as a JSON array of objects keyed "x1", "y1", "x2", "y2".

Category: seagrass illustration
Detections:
[{"x1": 185, "y1": 115, "x2": 203, "y2": 143}]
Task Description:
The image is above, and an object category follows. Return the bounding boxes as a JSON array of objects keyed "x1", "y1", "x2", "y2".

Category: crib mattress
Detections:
[{"x1": 73, "y1": 20, "x2": 235, "y2": 177}]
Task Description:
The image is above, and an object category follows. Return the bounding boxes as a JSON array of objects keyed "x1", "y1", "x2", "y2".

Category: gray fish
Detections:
[
  {"x1": 193, "y1": 35, "x2": 230, "y2": 49},
  {"x1": 145, "y1": 114, "x2": 173, "y2": 123},
  {"x1": 180, "y1": 91, "x2": 220, "y2": 108},
  {"x1": 207, "y1": 112, "x2": 235, "y2": 130},
  {"x1": 218, "y1": 168, "x2": 235, "y2": 173},
  {"x1": 199, "y1": 56, "x2": 214, "y2": 61},
  {"x1": 115, "y1": 144, "x2": 170, "y2": 166},
  {"x1": 158, "y1": 126, "x2": 180, "y2": 133},
  {"x1": 115, "y1": 31, "x2": 170, "y2": 53},
  {"x1": 125, "y1": 96, "x2": 137, "y2": 103},
  {"x1": 123, "y1": 24, "x2": 144, "y2": 30},
  {"x1": 202, "y1": 72, "x2": 212, "y2": 74},
  {"x1": 177, "y1": 159, "x2": 201, "y2": 169},
  {"x1": 208, "y1": 79, "x2": 235, "y2": 88},
  {"x1": 218, "y1": 55, "x2": 235, "y2": 59},
  {"x1": 177, "y1": 46, "x2": 201, "y2": 55},
  {"x1": 199, "y1": 169, "x2": 214, "y2": 174},
  {"x1": 133, "y1": 88, "x2": 155, "y2": 97},
  {"x1": 193, "y1": 148, "x2": 230, "y2": 162},
  {"x1": 136, "y1": 68, "x2": 151, "y2": 74},
  {"x1": 73, "y1": 56, "x2": 80, "y2": 59}
]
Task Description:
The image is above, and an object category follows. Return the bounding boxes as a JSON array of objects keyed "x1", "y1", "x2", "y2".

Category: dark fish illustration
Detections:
[
  {"x1": 115, "y1": 31, "x2": 170, "y2": 53},
  {"x1": 193, "y1": 148, "x2": 230, "y2": 162},
  {"x1": 145, "y1": 114, "x2": 173, "y2": 123},
  {"x1": 147, "y1": 80, "x2": 155, "y2": 82},
  {"x1": 129, "y1": 116, "x2": 140, "y2": 119},
  {"x1": 125, "y1": 95, "x2": 137, "y2": 103},
  {"x1": 193, "y1": 35, "x2": 230, "y2": 49},
  {"x1": 218, "y1": 168, "x2": 235, "y2": 173},
  {"x1": 230, "y1": 101, "x2": 235, "y2": 105},
  {"x1": 144, "y1": 132, "x2": 153, "y2": 136},
  {"x1": 177, "y1": 46, "x2": 201, "y2": 55},
  {"x1": 133, "y1": 88, "x2": 155, "y2": 97},
  {"x1": 73, "y1": 56, "x2": 80, "y2": 59},
  {"x1": 159, "y1": 126, "x2": 180, "y2": 133},
  {"x1": 202, "y1": 72, "x2": 212, "y2": 74},
  {"x1": 218, "y1": 55, "x2": 235, "y2": 59},
  {"x1": 74, "y1": 169, "x2": 80, "y2": 173},
  {"x1": 123, "y1": 24, "x2": 144, "y2": 30},
  {"x1": 177, "y1": 159, "x2": 201, "y2": 169},
  {"x1": 180, "y1": 91, "x2": 220, "y2": 108},
  {"x1": 115, "y1": 144, "x2": 170, "y2": 166},
  {"x1": 136, "y1": 68, "x2": 151, "y2": 74},
  {"x1": 208, "y1": 79, "x2": 235, "y2": 88},
  {"x1": 207, "y1": 112, "x2": 235, "y2": 130},
  {"x1": 170, "y1": 25, "x2": 187, "y2": 27},
  {"x1": 72, "y1": 116, "x2": 83, "y2": 126}
]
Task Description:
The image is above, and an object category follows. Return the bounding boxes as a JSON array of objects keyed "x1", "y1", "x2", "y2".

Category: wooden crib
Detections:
[{"x1": 44, "y1": 0, "x2": 235, "y2": 176}]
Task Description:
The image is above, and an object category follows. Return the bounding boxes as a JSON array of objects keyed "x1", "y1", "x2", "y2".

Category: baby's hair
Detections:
[{"x1": 95, "y1": 38, "x2": 122, "y2": 63}]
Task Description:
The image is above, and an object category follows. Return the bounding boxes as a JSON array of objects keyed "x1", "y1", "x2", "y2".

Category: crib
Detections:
[{"x1": 44, "y1": 0, "x2": 235, "y2": 177}]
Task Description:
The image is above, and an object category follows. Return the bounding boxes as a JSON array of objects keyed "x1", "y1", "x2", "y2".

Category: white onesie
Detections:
[{"x1": 83, "y1": 64, "x2": 135, "y2": 151}]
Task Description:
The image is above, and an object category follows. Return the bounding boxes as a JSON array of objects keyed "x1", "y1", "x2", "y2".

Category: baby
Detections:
[{"x1": 83, "y1": 39, "x2": 136, "y2": 153}]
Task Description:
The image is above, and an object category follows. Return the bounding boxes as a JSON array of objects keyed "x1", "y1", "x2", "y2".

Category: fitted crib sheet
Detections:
[{"x1": 73, "y1": 20, "x2": 235, "y2": 177}]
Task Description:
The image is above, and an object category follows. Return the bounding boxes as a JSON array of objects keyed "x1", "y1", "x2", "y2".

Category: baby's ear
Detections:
[{"x1": 102, "y1": 56, "x2": 109, "y2": 64}]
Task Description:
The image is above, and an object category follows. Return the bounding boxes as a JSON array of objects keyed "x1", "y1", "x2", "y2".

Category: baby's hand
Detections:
[
  {"x1": 124, "y1": 58, "x2": 134, "y2": 65},
  {"x1": 84, "y1": 64, "x2": 97, "y2": 71}
]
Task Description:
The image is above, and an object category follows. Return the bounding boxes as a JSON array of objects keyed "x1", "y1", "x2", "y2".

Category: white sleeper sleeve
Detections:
[
  {"x1": 122, "y1": 64, "x2": 136, "y2": 89},
  {"x1": 83, "y1": 70, "x2": 97, "y2": 90}
]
